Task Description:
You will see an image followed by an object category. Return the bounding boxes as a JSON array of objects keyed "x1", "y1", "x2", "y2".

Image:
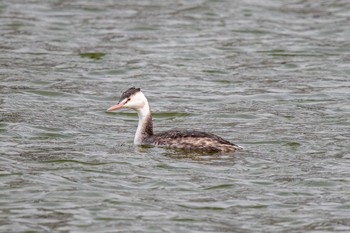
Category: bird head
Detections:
[{"x1": 107, "y1": 87, "x2": 146, "y2": 111}]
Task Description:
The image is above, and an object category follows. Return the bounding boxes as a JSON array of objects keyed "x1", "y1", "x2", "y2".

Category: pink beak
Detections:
[{"x1": 107, "y1": 100, "x2": 127, "y2": 112}]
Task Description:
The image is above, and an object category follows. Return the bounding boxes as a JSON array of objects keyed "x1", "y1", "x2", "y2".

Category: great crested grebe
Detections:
[{"x1": 107, "y1": 87, "x2": 241, "y2": 152}]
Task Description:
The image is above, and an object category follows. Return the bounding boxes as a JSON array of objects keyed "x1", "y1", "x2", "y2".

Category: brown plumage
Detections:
[{"x1": 144, "y1": 130, "x2": 239, "y2": 152}]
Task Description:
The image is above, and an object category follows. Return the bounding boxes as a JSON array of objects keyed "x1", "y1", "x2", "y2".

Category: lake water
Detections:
[{"x1": 1, "y1": 0, "x2": 350, "y2": 232}]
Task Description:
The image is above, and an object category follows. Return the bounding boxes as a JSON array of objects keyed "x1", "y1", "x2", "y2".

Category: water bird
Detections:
[{"x1": 107, "y1": 87, "x2": 241, "y2": 152}]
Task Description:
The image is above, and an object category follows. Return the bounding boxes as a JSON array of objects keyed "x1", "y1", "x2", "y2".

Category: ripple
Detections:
[{"x1": 79, "y1": 52, "x2": 106, "y2": 60}]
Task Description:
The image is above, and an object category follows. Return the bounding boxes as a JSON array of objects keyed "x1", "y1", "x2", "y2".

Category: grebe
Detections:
[{"x1": 107, "y1": 87, "x2": 241, "y2": 152}]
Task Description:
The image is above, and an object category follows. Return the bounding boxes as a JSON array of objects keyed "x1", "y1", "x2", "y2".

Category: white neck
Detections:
[{"x1": 134, "y1": 100, "x2": 153, "y2": 145}]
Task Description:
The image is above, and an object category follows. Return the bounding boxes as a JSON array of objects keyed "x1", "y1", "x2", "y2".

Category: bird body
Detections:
[{"x1": 107, "y1": 87, "x2": 241, "y2": 152}]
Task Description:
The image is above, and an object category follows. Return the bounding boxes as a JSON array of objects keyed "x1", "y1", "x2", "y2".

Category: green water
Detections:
[{"x1": 1, "y1": 0, "x2": 350, "y2": 232}]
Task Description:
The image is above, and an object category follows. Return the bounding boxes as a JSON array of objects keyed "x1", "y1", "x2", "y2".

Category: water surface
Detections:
[{"x1": 1, "y1": 0, "x2": 350, "y2": 232}]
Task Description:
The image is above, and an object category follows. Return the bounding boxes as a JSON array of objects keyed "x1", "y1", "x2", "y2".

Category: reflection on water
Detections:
[{"x1": 1, "y1": 0, "x2": 350, "y2": 232}]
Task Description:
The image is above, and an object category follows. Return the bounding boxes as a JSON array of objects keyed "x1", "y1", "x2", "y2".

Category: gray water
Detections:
[{"x1": 1, "y1": 0, "x2": 350, "y2": 232}]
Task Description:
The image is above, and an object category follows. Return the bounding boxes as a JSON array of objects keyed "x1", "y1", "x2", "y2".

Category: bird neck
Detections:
[{"x1": 134, "y1": 101, "x2": 153, "y2": 145}]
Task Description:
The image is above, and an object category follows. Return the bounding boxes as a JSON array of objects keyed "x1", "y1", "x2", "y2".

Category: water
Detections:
[{"x1": 1, "y1": 0, "x2": 350, "y2": 232}]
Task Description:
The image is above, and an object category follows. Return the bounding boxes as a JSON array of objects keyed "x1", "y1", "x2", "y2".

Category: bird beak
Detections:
[{"x1": 107, "y1": 99, "x2": 127, "y2": 112}]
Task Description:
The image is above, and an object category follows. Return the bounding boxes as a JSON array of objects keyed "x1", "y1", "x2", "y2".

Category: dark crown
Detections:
[{"x1": 120, "y1": 87, "x2": 141, "y2": 101}]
